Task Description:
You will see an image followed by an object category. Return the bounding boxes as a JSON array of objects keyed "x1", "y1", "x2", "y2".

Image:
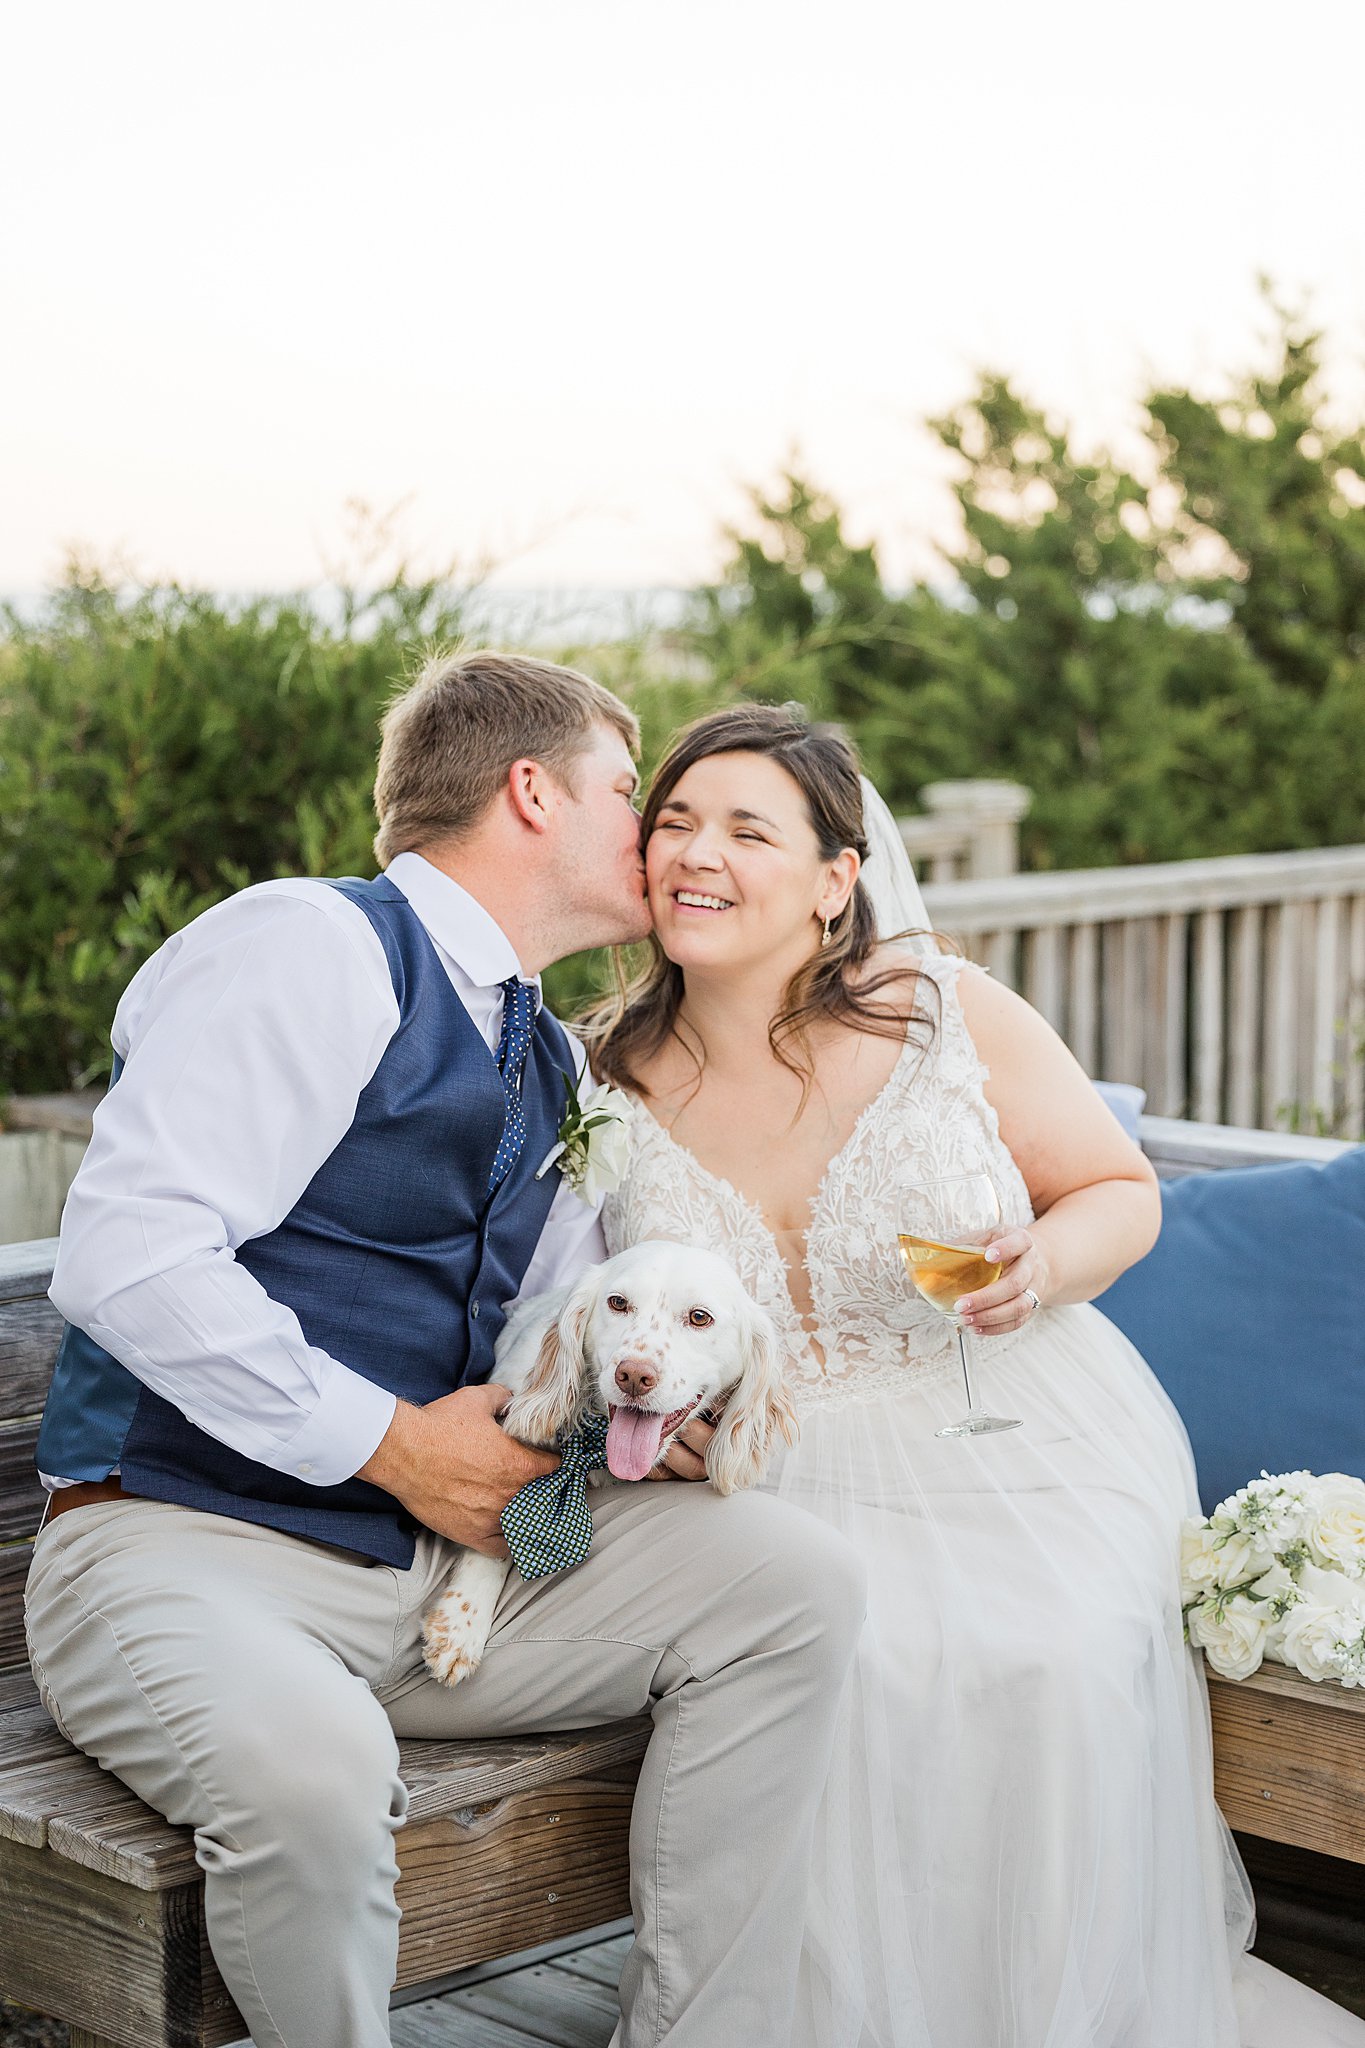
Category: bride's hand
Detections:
[
  {"x1": 954, "y1": 1229, "x2": 1049, "y2": 1336},
  {"x1": 646, "y1": 1411, "x2": 718, "y2": 1482}
]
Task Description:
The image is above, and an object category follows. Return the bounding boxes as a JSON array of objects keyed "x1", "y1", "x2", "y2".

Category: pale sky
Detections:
[{"x1": 4, "y1": 0, "x2": 1364, "y2": 592}]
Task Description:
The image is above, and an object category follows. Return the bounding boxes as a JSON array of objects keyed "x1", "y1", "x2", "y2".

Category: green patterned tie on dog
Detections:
[{"x1": 500, "y1": 1413, "x2": 612, "y2": 1580}]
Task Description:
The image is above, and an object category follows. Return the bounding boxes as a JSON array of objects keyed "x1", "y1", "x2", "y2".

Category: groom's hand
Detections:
[{"x1": 357, "y1": 1384, "x2": 560, "y2": 1555}]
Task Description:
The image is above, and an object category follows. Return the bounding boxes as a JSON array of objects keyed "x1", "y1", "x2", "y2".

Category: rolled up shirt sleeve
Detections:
[{"x1": 48, "y1": 886, "x2": 405, "y2": 1486}]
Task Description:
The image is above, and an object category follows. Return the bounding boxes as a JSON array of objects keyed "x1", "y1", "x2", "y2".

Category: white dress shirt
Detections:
[{"x1": 46, "y1": 853, "x2": 608, "y2": 1490}]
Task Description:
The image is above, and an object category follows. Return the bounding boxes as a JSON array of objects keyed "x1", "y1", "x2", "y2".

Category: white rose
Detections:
[
  {"x1": 1187, "y1": 1595, "x2": 1270, "y2": 1681},
  {"x1": 1304, "y1": 1475, "x2": 1365, "y2": 1579},
  {"x1": 1210, "y1": 1529, "x2": 1277, "y2": 1590},
  {"x1": 1248, "y1": 1562, "x2": 1299, "y2": 1610},
  {"x1": 1180, "y1": 1523, "x2": 1224, "y2": 1601},
  {"x1": 1279, "y1": 1601, "x2": 1350, "y2": 1684}
]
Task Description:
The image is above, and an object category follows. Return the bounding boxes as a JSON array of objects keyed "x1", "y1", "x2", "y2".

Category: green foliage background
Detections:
[{"x1": 4, "y1": 294, "x2": 1363, "y2": 1094}]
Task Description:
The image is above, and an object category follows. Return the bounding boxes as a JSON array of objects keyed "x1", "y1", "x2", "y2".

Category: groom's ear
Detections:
[{"x1": 506, "y1": 757, "x2": 561, "y2": 835}]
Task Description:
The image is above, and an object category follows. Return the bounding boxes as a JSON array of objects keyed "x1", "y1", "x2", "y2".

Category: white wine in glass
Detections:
[{"x1": 897, "y1": 1173, "x2": 1023, "y2": 1438}]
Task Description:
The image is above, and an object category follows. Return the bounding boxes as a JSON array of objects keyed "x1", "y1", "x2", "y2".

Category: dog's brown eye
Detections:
[
  {"x1": 607, "y1": 1294, "x2": 632, "y2": 1314},
  {"x1": 687, "y1": 1307, "x2": 715, "y2": 1329}
]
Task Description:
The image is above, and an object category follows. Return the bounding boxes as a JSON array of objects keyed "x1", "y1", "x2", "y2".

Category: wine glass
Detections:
[{"x1": 897, "y1": 1172, "x2": 1023, "y2": 1438}]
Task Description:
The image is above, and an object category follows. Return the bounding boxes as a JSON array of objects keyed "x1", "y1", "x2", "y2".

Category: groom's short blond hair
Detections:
[{"x1": 373, "y1": 648, "x2": 639, "y2": 867}]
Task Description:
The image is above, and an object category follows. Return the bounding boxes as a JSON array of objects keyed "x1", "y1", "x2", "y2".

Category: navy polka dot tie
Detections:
[{"x1": 488, "y1": 975, "x2": 537, "y2": 1195}]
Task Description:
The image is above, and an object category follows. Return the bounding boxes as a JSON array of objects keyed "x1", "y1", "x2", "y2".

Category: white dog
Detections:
[{"x1": 421, "y1": 1240, "x2": 797, "y2": 1686}]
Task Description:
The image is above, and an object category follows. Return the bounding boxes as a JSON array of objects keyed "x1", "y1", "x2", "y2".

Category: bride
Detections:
[{"x1": 581, "y1": 702, "x2": 1365, "y2": 2047}]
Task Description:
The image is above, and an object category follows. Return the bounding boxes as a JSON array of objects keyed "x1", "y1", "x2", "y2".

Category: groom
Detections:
[{"x1": 25, "y1": 650, "x2": 864, "y2": 2048}]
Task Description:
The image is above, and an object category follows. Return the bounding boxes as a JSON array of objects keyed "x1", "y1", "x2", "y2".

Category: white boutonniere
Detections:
[{"x1": 536, "y1": 1067, "x2": 632, "y2": 1204}]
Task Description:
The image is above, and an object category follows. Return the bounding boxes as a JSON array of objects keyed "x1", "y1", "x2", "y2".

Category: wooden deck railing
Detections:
[
  {"x1": 899, "y1": 781, "x2": 1031, "y2": 882},
  {"x1": 921, "y1": 846, "x2": 1365, "y2": 1139}
]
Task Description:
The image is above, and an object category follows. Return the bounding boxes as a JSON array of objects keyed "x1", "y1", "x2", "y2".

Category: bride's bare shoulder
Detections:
[{"x1": 850, "y1": 941, "x2": 940, "y2": 1005}]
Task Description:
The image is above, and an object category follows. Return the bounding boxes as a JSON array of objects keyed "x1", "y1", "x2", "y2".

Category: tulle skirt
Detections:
[{"x1": 763, "y1": 1303, "x2": 1365, "y2": 2048}]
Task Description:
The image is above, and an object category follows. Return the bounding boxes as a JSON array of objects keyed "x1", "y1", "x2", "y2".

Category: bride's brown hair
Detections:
[{"x1": 579, "y1": 702, "x2": 939, "y2": 1102}]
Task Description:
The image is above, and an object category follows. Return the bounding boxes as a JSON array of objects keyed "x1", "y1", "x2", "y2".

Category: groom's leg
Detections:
[
  {"x1": 384, "y1": 1482, "x2": 866, "y2": 2048},
  {"x1": 25, "y1": 1499, "x2": 411, "y2": 2048}
]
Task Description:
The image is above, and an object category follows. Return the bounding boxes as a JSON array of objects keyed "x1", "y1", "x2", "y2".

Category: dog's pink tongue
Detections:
[{"x1": 606, "y1": 1406, "x2": 668, "y2": 1481}]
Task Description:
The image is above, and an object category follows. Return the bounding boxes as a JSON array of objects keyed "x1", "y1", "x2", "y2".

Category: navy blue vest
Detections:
[{"x1": 35, "y1": 876, "x2": 573, "y2": 1566}]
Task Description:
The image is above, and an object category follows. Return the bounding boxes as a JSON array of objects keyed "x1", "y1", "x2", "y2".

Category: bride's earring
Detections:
[{"x1": 821, "y1": 911, "x2": 834, "y2": 948}]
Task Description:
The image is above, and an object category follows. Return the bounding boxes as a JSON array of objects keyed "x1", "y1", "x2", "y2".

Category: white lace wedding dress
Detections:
[{"x1": 603, "y1": 952, "x2": 1365, "y2": 2047}]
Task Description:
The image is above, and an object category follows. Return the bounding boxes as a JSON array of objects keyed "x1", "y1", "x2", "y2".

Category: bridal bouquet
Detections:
[{"x1": 1181, "y1": 1470, "x2": 1365, "y2": 1685}]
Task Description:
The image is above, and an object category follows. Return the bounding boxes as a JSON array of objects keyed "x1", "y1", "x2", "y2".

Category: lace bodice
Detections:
[{"x1": 603, "y1": 954, "x2": 1036, "y2": 1411}]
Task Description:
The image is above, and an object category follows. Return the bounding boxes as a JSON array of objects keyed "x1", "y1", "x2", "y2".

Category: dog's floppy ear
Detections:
[
  {"x1": 705, "y1": 1299, "x2": 798, "y2": 1495},
  {"x1": 503, "y1": 1272, "x2": 597, "y2": 1447}
]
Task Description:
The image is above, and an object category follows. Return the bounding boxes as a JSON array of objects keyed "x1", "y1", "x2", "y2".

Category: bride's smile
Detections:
[{"x1": 647, "y1": 749, "x2": 857, "y2": 972}]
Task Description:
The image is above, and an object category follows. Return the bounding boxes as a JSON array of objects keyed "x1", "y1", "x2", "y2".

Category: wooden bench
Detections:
[
  {"x1": 1, "y1": 1114, "x2": 1361, "y2": 2042},
  {"x1": 0, "y1": 1239, "x2": 646, "y2": 2048}
]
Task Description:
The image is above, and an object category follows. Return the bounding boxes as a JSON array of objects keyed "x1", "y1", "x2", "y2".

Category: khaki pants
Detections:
[{"x1": 25, "y1": 1484, "x2": 864, "y2": 2048}]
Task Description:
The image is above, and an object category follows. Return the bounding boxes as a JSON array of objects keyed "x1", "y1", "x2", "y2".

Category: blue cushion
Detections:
[
  {"x1": 1092, "y1": 1081, "x2": 1146, "y2": 1141},
  {"x1": 1097, "y1": 1147, "x2": 1365, "y2": 1514}
]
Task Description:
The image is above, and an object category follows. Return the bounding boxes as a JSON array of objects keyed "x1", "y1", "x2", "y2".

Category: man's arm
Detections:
[
  {"x1": 50, "y1": 886, "x2": 407, "y2": 1483},
  {"x1": 358, "y1": 1385, "x2": 558, "y2": 1553}
]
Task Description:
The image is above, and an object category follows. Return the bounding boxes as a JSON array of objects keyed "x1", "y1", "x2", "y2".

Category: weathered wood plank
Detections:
[
  {"x1": 549, "y1": 1935, "x2": 632, "y2": 1988},
  {"x1": 1118, "y1": 920, "x2": 1145, "y2": 1085},
  {"x1": 0, "y1": 1681, "x2": 72, "y2": 1774},
  {"x1": 1295, "y1": 900, "x2": 1319, "y2": 1119},
  {"x1": 0, "y1": 1544, "x2": 34, "y2": 1675},
  {"x1": 3, "y1": 1756, "x2": 639, "y2": 2036},
  {"x1": 0, "y1": 1747, "x2": 151, "y2": 1856},
  {"x1": 1138, "y1": 1115, "x2": 1351, "y2": 1177},
  {"x1": 1227, "y1": 905, "x2": 1263, "y2": 1129},
  {"x1": 1263, "y1": 902, "x2": 1301, "y2": 1129},
  {"x1": 1348, "y1": 895, "x2": 1365, "y2": 1141},
  {"x1": 0, "y1": 1669, "x2": 648, "y2": 1894},
  {"x1": 0, "y1": 1417, "x2": 45, "y2": 1544},
  {"x1": 1313, "y1": 897, "x2": 1343, "y2": 1132},
  {"x1": 1193, "y1": 909, "x2": 1224, "y2": 1124},
  {"x1": 449, "y1": 1961, "x2": 619, "y2": 2048},
  {"x1": 1156, "y1": 913, "x2": 1188, "y2": 1118},
  {"x1": 0, "y1": 1668, "x2": 46, "y2": 1714},
  {"x1": 1208, "y1": 1666, "x2": 1365, "y2": 1863},
  {"x1": 397, "y1": 1722, "x2": 649, "y2": 1827},
  {"x1": 976, "y1": 929, "x2": 1015, "y2": 986},
  {"x1": 0, "y1": 1833, "x2": 212, "y2": 2048},
  {"x1": 391, "y1": 1999, "x2": 560, "y2": 2047},
  {"x1": 48, "y1": 1803, "x2": 203, "y2": 1890},
  {"x1": 0, "y1": 1293, "x2": 63, "y2": 1420},
  {"x1": 393, "y1": 1779, "x2": 635, "y2": 1992},
  {"x1": 1099, "y1": 922, "x2": 1128, "y2": 1084},
  {"x1": 921, "y1": 843, "x2": 1365, "y2": 930},
  {"x1": 1068, "y1": 922, "x2": 1098, "y2": 1074},
  {"x1": 0, "y1": 1241, "x2": 59, "y2": 1307},
  {"x1": 1023, "y1": 925, "x2": 1064, "y2": 1033},
  {"x1": 1213, "y1": 1662, "x2": 1365, "y2": 1718}
]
